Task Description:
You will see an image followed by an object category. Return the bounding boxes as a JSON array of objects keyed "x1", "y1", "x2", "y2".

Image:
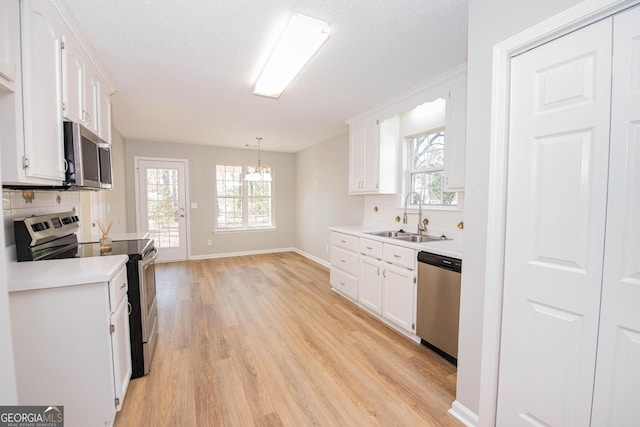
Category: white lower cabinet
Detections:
[
  {"x1": 109, "y1": 266, "x2": 132, "y2": 412},
  {"x1": 359, "y1": 238, "x2": 383, "y2": 314},
  {"x1": 330, "y1": 232, "x2": 359, "y2": 300},
  {"x1": 331, "y1": 231, "x2": 417, "y2": 336},
  {"x1": 9, "y1": 264, "x2": 131, "y2": 426},
  {"x1": 381, "y1": 262, "x2": 416, "y2": 333}
]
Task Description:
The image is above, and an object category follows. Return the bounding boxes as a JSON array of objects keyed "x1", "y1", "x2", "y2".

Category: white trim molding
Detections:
[
  {"x1": 293, "y1": 248, "x2": 331, "y2": 269},
  {"x1": 479, "y1": 1, "x2": 640, "y2": 426},
  {"x1": 189, "y1": 247, "x2": 295, "y2": 261},
  {"x1": 449, "y1": 400, "x2": 479, "y2": 427}
]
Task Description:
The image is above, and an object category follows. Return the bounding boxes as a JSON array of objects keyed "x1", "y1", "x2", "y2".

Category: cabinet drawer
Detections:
[
  {"x1": 383, "y1": 244, "x2": 416, "y2": 270},
  {"x1": 330, "y1": 268, "x2": 358, "y2": 300},
  {"x1": 109, "y1": 266, "x2": 128, "y2": 310},
  {"x1": 331, "y1": 246, "x2": 359, "y2": 276},
  {"x1": 359, "y1": 238, "x2": 382, "y2": 259},
  {"x1": 331, "y1": 232, "x2": 359, "y2": 252}
]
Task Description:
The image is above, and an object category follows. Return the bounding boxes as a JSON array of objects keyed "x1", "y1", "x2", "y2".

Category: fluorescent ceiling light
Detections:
[{"x1": 254, "y1": 14, "x2": 330, "y2": 98}]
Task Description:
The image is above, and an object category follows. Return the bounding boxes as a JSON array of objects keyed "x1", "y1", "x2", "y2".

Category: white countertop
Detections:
[
  {"x1": 330, "y1": 225, "x2": 463, "y2": 259},
  {"x1": 80, "y1": 231, "x2": 151, "y2": 243},
  {"x1": 7, "y1": 255, "x2": 129, "y2": 292}
]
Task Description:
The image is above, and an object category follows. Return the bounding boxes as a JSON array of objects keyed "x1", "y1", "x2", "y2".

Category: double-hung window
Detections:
[
  {"x1": 407, "y1": 128, "x2": 458, "y2": 206},
  {"x1": 215, "y1": 164, "x2": 273, "y2": 230}
]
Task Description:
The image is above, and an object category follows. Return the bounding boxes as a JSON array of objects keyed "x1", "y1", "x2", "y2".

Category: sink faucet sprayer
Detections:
[{"x1": 403, "y1": 191, "x2": 427, "y2": 235}]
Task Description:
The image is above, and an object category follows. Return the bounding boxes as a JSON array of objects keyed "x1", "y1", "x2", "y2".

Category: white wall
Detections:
[
  {"x1": 124, "y1": 139, "x2": 296, "y2": 257},
  {"x1": 458, "y1": 0, "x2": 586, "y2": 419},
  {"x1": 294, "y1": 132, "x2": 364, "y2": 262}
]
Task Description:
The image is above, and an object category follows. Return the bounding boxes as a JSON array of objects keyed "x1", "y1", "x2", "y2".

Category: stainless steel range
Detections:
[{"x1": 14, "y1": 211, "x2": 158, "y2": 378}]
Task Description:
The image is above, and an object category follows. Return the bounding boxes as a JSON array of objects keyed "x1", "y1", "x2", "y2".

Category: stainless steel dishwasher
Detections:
[{"x1": 416, "y1": 251, "x2": 462, "y2": 364}]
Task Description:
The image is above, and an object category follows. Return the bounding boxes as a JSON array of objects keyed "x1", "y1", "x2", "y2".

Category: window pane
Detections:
[
  {"x1": 407, "y1": 129, "x2": 456, "y2": 206},
  {"x1": 215, "y1": 164, "x2": 274, "y2": 230},
  {"x1": 216, "y1": 165, "x2": 244, "y2": 229},
  {"x1": 411, "y1": 130, "x2": 445, "y2": 170},
  {"x1": 248, "y1": 196, "x2": 272, "y2": 228},
  {"x1": 412, "y1": 171, "x2": 458, "y2": 206},
  {"x1": 146, "y1": 167, "x2": 181, "y2": 248},
  {"x1": 216, "y1": 165, "x2": 243, "y2": 197},
  {"x1": 248, "y1": 168, "x2": 272, "y2": 227}
]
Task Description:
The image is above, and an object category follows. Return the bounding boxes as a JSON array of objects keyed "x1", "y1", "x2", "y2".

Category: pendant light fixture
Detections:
[{"x1": 245, "y1": 137, "x2": 272, "y2": 182}]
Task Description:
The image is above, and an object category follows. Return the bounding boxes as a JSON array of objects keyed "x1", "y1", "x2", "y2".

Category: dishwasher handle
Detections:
[{"x1": 418, "y1": 251, "x2": 462, "y2": 273}]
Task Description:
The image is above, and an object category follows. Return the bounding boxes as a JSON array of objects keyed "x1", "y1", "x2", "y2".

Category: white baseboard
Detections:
[
  {"x1": 293, "y1": 248, "x2": 330, "y2": 269},
  {"x1": 449, "y1": 400, "x2": 478, "y2": 427},
  {"x1": 188, "y1": 247, "x2": 331, "y2": 270},
  {"x1": 189, "y1": 247, "x2": 295, "y2": 260}
]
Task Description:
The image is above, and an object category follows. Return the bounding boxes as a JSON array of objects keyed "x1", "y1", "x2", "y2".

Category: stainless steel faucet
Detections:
[{"x1": 403, "y1": 191, "x2": 426, "y2": 235}]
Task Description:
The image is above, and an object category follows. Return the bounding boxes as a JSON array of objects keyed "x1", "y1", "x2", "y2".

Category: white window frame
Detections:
[
  {"x1": 405, "y1": 127, "x2": 458, "y2": 207},
  {"x1": 215, "y1": 164, "x2": 275, "y2": 232}
]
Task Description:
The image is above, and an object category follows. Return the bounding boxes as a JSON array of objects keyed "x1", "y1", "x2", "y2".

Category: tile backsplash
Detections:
[{"x1": 3, "y1": 189, "x2": 82, "y2": 247}]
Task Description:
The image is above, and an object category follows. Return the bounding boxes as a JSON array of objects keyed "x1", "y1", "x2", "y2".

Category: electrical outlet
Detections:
[{"x1": 207, "y1": 239, "x2": 212, "y2": 246}]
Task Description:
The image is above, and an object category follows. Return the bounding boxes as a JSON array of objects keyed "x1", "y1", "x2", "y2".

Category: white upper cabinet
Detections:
[
  {"x1": 348, "y1": 114, "x2": 400, "y2": 194},
  {"x1": 98, "y1": 81, "x2": 112, "y2": 143},
  {"x1": 83, "y1": 60, "x2": 100, "y2": 134},
  {"x1": 61, "y1": 34, "x2": 85, "y2": 124},
  {"x1": 444, "y1": 80, "x2": 467, "y2": 191},
  {"x1": 62, "y1": 33, "x2": 109, "y2": 138},
  {"x1": 0, "y1": 0, "x2": 20, "y2": 86},
  {"x1": 1, "y1": 0, "x2": 116, "y2": 186},
  {"x1": 346, "y1": 65, "x2": 467, "y2": 195},
  {"x1": 19, "y1": 0, "x2": 66, "y2": 182}
]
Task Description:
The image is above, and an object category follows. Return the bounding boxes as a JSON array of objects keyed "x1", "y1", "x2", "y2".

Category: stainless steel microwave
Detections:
[{"x1": 63, "y1": 121, "x2": 112, "y2": 190}]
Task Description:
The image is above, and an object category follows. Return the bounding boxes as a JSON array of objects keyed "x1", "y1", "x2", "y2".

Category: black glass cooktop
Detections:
[
  {"x1": 76, "y1": 239, "x2": 154, "y2": 259},
  {"x1": 35, "y1": 238, "x2": 154, "y2": 261}
]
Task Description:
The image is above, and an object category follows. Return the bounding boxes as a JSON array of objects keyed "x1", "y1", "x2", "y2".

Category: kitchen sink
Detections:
[
  {"x1": 366, "y1": 230, "x2": 450, "y2": 242},
  {"x1": 394, "y1": 234, "x2": 448, "y2": 243},
  {"x1": 366, "y1": 230, "x2": 410, "y2": 238}
]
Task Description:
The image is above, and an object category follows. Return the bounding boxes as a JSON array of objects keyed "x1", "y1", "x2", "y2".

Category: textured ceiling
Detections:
[{"x1": 63, "y1": 0, "x2": 468, "y2": 153}]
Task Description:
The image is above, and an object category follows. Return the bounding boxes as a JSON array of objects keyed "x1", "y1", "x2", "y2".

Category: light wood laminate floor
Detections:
[{"x1": 115, "y1": 252, "x2": 459, "y2": 426}]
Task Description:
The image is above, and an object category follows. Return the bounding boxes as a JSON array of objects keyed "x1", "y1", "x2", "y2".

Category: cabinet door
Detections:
[
  {"x1": 0, "y1": 0, "x2": 20, "y2": 83},
  {"x1": 591, "y1": 6, "x2": 640, "y2": 425},
  {"x1": 83, "y1": 61, "x2": 100, "y2": 134},
  {"x1": 349, "y1": 117, "x2": 380, "y2": 193},
  {"x1": 61, "y1": 35, "x2": 84, "y2": 123},
  {"x1": 361, "y1": 117, "x2": 380, "y2": 192},
  {"x1": 20, "y1": 0, "x2": 65, "y2": 181},
  {"x1": 349, "y1": 120, "x2": 365, "y2": 192},
  {"x1": 98, "y1": 80, "x2": 112, "y2": 143},
  {"x1": 382, "y1": 264, "x2": 415, "y2": 332},
  {"x1": 110, "y1": 297, "x2": 132, "y2": 412},
  {"x1": 359, "y1": 257, "x2": 382, "y2": 314},
  {"x1": 444, "y1": 81, "x2": 467, "y2": 191}
]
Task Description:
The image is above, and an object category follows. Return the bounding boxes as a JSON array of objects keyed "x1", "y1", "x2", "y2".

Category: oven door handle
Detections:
[{"x1": 142, "y1": 247, "x2": 159, "y2": 267}]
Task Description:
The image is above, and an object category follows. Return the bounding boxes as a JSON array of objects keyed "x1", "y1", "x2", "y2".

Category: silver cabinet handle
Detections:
[{"x1": 120, "y1": 283, "x2": 126, "y2": 289}]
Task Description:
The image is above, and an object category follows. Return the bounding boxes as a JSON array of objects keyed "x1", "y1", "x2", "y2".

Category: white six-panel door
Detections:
[
  {"x1": 497, "y1": 18, "x2": 613, "y2": 426},
  {"x1": 591, "y1": 6, "x2": 640, "y2": 425}
]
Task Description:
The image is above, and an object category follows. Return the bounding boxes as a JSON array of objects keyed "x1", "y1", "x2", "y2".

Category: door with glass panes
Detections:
[{"x1": 135, "y1": 158, "x2": 188, "y2": 262}]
